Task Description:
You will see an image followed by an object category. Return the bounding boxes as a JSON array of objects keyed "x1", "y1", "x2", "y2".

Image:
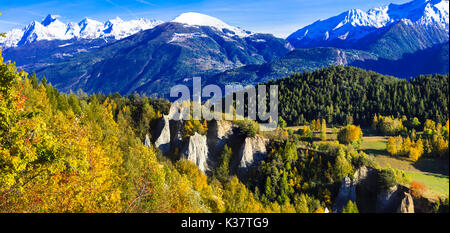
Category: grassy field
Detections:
[
  {"x1": 360, "y1": 135, "x2": 449, "y2": 199},
  {"x1": 406, "y1": 172, "x2": 449, "y2": 198},
  {"x1": 361, "y1": 136, "x2": 389, "y2": 155},
  {"x1": 288, "y1": 126, "x2": 449, "y2": 199}
]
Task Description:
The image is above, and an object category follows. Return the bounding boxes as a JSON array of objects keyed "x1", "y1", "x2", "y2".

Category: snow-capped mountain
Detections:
[
  {"x1": 171, "y1": 12, "x2": 252, "y2": 37},
  {"x1": 287, "y1": 0, "x2": 449, "y2": 48},
  {"x1": 0, "y1": 14, "x2": 163, "y2": 48},
  {"x1": 32, "y1": 12, "x2": 292, "y2": 96}
]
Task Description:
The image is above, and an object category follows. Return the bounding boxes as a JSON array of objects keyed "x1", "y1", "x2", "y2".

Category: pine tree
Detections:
[
  {"x1": 342, "y1": 201, "x2": 359, "y2": 213},
  {"x1": 264, "y1": 177, "x2": 273, "y2": 201},
  {"x1": 320, "y1": 119, "x2": 327, "y2": 141},
  {"x1": 294, "y1": 194, "x2": 309, "y2": 213}
]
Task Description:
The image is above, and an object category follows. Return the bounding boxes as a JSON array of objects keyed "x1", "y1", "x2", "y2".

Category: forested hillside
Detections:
[
  {"x1": 267, "y1": 66, "x2": 448, "y2": 126},
  {"x1": 0, "y1": 50, "x2": 270, "y2": 213},
  {"x1": 0, "y1": 49, "x2": 367, "y2": 213}
]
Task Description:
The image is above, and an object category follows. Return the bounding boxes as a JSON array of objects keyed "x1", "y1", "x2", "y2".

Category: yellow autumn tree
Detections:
[
  {"x1": 386, "y1": 137, "x2": 398, "y2": 156},
  {"x1": 337, "y1": 125, "x2": 363, "y2": 146},
  {"x1": 223, "y1": 177, "x2": 266, "y2": 213},
  {"x1": 302, "y1": 125, "x2": 309, "y2": 137},
  {"x1": 0, "y1": 55, "x2": 123, "y2": 212}
]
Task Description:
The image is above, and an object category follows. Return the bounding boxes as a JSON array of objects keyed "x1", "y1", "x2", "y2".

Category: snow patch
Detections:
[
  {"x1": 168, "y1": 32, "x2": 209, "y2": 43},
  {"x1": 58, "y1": 43, "x2": 73, "y2": 47},
  {"x1": 252, "y1": 39, "x2": 266, "y2": 43},
  {"x1": 171, "y1": 12, "x2": 251, "y2": 37}
]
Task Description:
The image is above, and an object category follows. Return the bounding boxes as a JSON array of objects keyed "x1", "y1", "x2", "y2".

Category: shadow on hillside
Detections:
[
  {"x1": 413, "y1": 158, "x2": 449, "y2": 176},
  {"x1": 351, "y1": 43, "x2": 449, "y2": 79},
  {"x1": 361, "y1": 128, "x2": 379, "y2": 137},
  {"x1": 362, "y1": 148, "x2": 389, "y2": 156}
]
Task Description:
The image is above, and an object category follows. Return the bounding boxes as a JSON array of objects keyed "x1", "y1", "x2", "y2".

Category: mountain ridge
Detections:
[
  {"x1": 287, "y1": 0, "x2": 449, "y2": 57},
  {"x1": 34, "y1": 21, "x2": 292, "y2": 96},
  {"x1": 0, "y1": 14, "x2": 163, "y2": 48}
]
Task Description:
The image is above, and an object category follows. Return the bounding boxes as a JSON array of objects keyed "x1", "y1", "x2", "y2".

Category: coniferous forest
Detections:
[{"x1": 269, "y1": 66, "x2": 448, "y2": 126}]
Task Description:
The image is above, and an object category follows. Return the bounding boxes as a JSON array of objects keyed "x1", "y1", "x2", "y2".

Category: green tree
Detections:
[
  {"x1": 378, "y1": 168, "x2": 397, "y2": 191},
  {"x1": 333, "y1": 149, "x2": 353, "y2": 181},
  {"x1": 278, "y1": 116, "x2": 287, "y2": 129},
  {"x1": 236, "y1": 119, "x2": 260, "y2": 137},
  {"x1": 342, "y1": 200, "x2": 359, "y2": 213},
  {"x1": 264, "y1": 177, "x2": 273, "y2": 201},
  {"x1": 278, "y1": 173, "x2": 290, "y2": 204},
  {"x1": 320, "y1": 119, "x2": 327, "y2": 141},
  {"x1": 215, "y1": 145, "x2": 232, "y2": 183},
  {"x1": 294, "y1": 194, "x2": 309, "y2": 213}
]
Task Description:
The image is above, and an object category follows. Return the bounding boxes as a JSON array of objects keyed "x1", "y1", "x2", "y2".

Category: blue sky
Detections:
[{"x1": 0, "y1": 0, "x2": 410, "y2": 38}]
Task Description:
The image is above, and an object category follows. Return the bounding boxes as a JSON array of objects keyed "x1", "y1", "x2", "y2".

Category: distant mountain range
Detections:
[
  {"x1": 216, "y1": 0, "x2": 449, "y2": 84},
  {"x1": 0, "y1": 0, "x2": 448, "y2": 96},
  {"x1": 0, "y1": 14, "x2": 163, "y2": 47},
  {"x1": 0, "y1": 14, "x2": 164, "y2": 71},
  {"x1": 287, "y1": 0, "x2": 448, "y2": 58},
  {"x1": 209, "y1": 48, "x2": 377, "y2": 86},
  {"x1": 32, "y1": 13, "x2": 292, "y2": 96}
]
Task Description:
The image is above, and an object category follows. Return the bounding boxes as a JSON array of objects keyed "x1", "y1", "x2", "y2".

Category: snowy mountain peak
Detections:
[
  {"x1": 0, "y1": 15, "x2": 164, "y2": 48},
  {"x1": 172, "y1": 12, "x2": 231, "y2": 28},
  {"x1": 287, "y1": 0, "x2": 449, "y2": 46},
  {"x1": 171, "y1": 12, "x2": 251, "y2": 37},
  {"x1": 105, "y1": 17, "x2": 124, "y2": 25},
  {"x1": 78, "y1": 17, "x2": 102, "y2": 27}
]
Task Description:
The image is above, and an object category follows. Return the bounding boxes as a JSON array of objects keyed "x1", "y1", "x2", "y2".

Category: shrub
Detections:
[
  {"x1": 333, "y1": 149, "x2": 353, "y2": 181},
  {"x1": 351, "y1": 151, "x2": 377, "y2": 168},
  {"x1": 377, "y1": 168, "x2": 397, "y2": 191},
  {"x1": 183, "y1": 119, "x2": 208, "y2": 138},
  {"x1": 236, "y1": 119, "x2": 260, "y2": 137},
  {"x1": 379, "y1": 117, "x2": 404, "y2": 136},
  {"x1": 278, "y1": 117, "x2": 287, "y2": 129},
  {"x1": 433, "y1": 197, "x2": 449, "y2": 213},
  {"x1": 410, "y1": 181, "x2": 426, "y2": 198}
]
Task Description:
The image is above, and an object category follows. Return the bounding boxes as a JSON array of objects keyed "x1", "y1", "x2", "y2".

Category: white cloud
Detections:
[
  {"x1": 0, "y1": 20, "x2": 24, "y2": 26},
  {"x1": 136, "y1": 0, "x2": 155, "y2": 6}
]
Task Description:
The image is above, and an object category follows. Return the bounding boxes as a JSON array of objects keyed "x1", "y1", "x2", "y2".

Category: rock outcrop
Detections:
[
  {"x1": 333, "y1": 176, "x2": 357, "y2": 213},
  {"x1": 154, "y1": 115, "x2": 171, "y2": 154},
  {"x1": 169, "y1": 119, "x2": 184, "y2": 153},
  {"x1": 182, "y1": 133, "x2": 209, "y2": 173},
  {"x1": 144, "y1": 134, "x2": 152, "y2": 149},
  {"x1": 349, "y1": 166, "x2": 415, "y2": 213},
  {"x1": 376, "y1": 185, "x2": 400, "y2": 212},
  {"x1": 397, "y1": 192, "x2": 414, "y2": 213},
  {"x1": 354, "y1": 166, "x2": 378, "y2": 212},
  {"x1": 206, "y1": 120, "x2": 237, "y2": 168},
  {"x1": 207, "y1": 120, "x2": 235, "y2": 154},
  {"x1": 152, "y1": 110, "x2": 184, "y2": 156},
  {"x1": 412, "y1": 196, "x2": 434, "y2": 213},
  {"x1": 237, "y1": 136, "x2": 268, "y2": 179},
  {"x1": 376, "y1": 185, "x2": 414, "y2": 213},
  {"x1": 167, "y1": 104, "x2": 186, "y2": 154}
]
